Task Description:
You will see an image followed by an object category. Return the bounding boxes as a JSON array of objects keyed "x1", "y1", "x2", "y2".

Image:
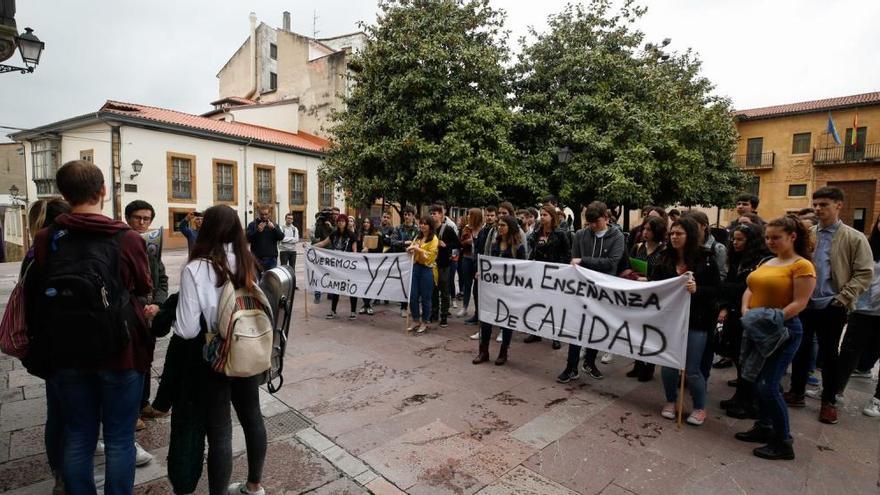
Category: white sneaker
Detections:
[
  {"x1": 135, "y1": 442, "x2": 153, "y2": 466},
  {"x1": 601, "y1": 352, "x2": 613, "y2": 364},
  {"x1": 863, "y1": 398, "x2": 880, "y2": 417},
  {"x1": 401, "y1": 309, "x2": 408, "y2": 318},
  {"x1": 228, "y1": 482, "x2": 266, "y2": 495},
  {"x1": 455, "y1": 309, "x2": 466, "y2": 318},
  {"x1": 805, "y1": 389, "x2": 821, "y2": 400},
  {"x1": 496, "y1": 333, "x2": 503, "y2": 343},
  {"x1": 95, "y1": 440, "x2": 105, "y2": 456},
  {"x1": 452, "y1": 300, "x2": 459, "y2": 309},
  {"x1": 470, "y1": 331, "x2": 480, "y2": 340}
]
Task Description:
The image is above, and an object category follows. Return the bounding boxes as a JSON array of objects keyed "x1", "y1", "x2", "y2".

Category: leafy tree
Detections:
[
  {"x1": 322, "y1": 0, "x2": 533, "y2": 210},
  {"x1": 513, "y1": 0, "x2": 747, "y2": 210}
]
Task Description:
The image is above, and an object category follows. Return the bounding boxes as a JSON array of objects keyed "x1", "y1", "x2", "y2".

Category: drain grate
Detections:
[{"x1": 265, "y1": 409, "x2": 312, "y2": 439}]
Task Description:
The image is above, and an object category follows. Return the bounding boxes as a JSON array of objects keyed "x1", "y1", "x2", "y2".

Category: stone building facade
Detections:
[
  {"x1": 731, "y1": 91, "x2": 880, "y2": 234},
  {"x1": 215, "y1": 11, "x2": 365, "y2": 138}
]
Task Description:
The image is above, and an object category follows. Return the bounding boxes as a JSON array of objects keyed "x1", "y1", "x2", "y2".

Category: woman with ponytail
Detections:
[{"x1": 735, "y1": 215, "x2": 815, "y2": 461}]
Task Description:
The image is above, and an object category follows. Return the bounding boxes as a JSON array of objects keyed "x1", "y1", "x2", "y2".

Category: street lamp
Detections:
[
  {"x1": 129, "y1": 159, "x2": 143, "y2": 180},
  {"x1": 8, "y1": 183, "x2": 23, "y2": 206},
  {"x1": 1, "y1": 27, "x2": 44, "y2": 74},
  {"x1": 557, "y1": 146, "x2": 572, "y2": 165}
]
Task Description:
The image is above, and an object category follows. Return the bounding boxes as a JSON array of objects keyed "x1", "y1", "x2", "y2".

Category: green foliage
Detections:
[
  {"x1": 513, "y1": 0, "x2": 746, "y2": 208},
  {"x1": 322, "y1": 0, "x2": 533, "y2": 209}
]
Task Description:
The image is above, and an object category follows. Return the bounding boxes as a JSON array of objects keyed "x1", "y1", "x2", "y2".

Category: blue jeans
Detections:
[
  {"x1": 756, "y1": 318, "x2": 803, "y2": 441},
  {"x1": 410, "y1": 264, "x2": 434, "y2": 322},
  {"x1": 45, "y1": 379, "x2": 64, "y2": 473},
  {"x1": 50, "y1": 369, "x2": 143, "y2": 495},
  {"x1": 662, "y1": 330, "x2": 708, "y2": 410},
  {"x1": 459, "y1": 257, "x2": 475, "y2": 310}
]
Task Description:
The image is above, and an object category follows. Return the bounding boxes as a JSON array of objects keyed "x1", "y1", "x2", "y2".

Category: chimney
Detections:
[
  {"x1": 282, "y1": 11, "x2": 291, "y2": 31},
  {"x1": 249, "y1": 11, "x2": 257, "y2": 33}
]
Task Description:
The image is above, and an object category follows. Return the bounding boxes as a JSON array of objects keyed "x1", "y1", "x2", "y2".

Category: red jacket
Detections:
[{"x1": 31, "y1": 213, "x2": 153, "y2": 373}]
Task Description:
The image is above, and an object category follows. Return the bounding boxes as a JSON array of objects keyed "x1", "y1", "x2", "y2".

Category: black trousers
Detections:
[
  {"x1": 280, "y1": 250, "x2": 296, "y2": 268},
  {"x1": 837, "y1": 312, "x2": 880, "y2": 400},
  {"x1": 566, "y1": 345, "x2": 598, "y2": 371},
  {"x1": 790, "y1": 305, "x2": 847, "y2": 403},
  {"x1": 204, "y1": 373, "x2": 267, "y2": 495},
  {"x1": 479, "y1": 322, "x2": 512, "y2": 347},
  {"x1": 329, "y1": 294, "x2": 357, "y2": 313},
  {"x1": 431, "y1": 266, "x2": 451, "y2": 319}
]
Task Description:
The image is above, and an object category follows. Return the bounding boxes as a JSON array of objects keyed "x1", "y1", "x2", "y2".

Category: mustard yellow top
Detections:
[
  {"x1": 413, "y1": 236, "x2": 439, "y2": 266},
  {"x1": 746, "y1": 258, "x2": 816, "y2": 309}
]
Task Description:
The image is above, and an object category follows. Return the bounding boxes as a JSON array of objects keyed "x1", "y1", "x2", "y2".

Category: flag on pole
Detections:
[
  {"x1": 851, "y1": 113, "x2": 859, "y2": 146},
  {"x1": 826, "y1": 113, "x2": 841, "y2": 145}
]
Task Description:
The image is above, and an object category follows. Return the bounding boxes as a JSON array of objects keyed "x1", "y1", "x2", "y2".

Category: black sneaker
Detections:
[
  {"x1": 585, "y1": 365, "x2": 604, "y2": 380},
  {"x1": 523, "y1": 335, "x2": 542, "y2": 343},
  {"x1": 753, "y1": 440, "x2": 795, "y2": 460},
  {"x1": 325, "y1": 311, "x2": 337, "y2": 319},
  {"x1": 552, "y1": 340, "x2": 561, "y2": 350},
  {"x1": 464, "y1": 317, "x2": 479, "y2": 326},
  {"x1": 349, "y1": 312, "x2": 357, "y2": 320},
  {"x1": 735, "y1": 423, "x2": 773, "y2": 443},
  {"x1": 556, "y1": 368, "x2": 580, "y2": 383},
  {"x1": 713, "y1": 358, "x2": 734, "y2": 369},
  {"x1": 439, "y1": 318, "x2": 449, "y2": 328}
]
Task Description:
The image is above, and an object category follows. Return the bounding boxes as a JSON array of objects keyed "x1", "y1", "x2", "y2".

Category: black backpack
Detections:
[{"x1": 36, "y1": 228, "x2": 134, "y2": 367}]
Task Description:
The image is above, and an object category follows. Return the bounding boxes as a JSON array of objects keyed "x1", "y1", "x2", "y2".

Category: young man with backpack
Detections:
[{"x1": 26, "y1": 160, "x2": 153, "y2": 494}]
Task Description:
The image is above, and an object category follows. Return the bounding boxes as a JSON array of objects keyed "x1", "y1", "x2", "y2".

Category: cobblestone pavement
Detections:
[{"x1": 1, "y1": 249, "x2": 879, "y2": 494}]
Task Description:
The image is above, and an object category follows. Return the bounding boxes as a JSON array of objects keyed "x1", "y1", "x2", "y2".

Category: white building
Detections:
[{"x1": 9, "y1": 99, "x2": 343, "y2": 249}]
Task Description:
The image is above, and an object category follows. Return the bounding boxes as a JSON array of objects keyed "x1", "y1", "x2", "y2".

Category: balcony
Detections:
[
  {"x1": 813, "y1": 143, "x2": 880, "y2": 165},
  {"x1": 734, "y1": 151, "x2": 775, "y2": 170}
]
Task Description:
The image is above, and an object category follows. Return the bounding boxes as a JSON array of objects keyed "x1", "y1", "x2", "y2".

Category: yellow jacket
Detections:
[{"x1": 412, "y1": 236, "x2": 439, "y2": 283}]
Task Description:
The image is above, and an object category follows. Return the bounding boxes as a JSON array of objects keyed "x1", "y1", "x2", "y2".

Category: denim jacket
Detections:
[
  {"x1": 740, "y1": 307, "x2": 788, "y2": 382},
  {"x1": 853, "y1": 260, "x2": 880, "y2": 316}
]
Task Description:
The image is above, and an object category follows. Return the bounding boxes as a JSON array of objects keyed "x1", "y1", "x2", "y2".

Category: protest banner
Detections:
[
  {"x1": 304, "y1": 245, "x2": 413, "y2": 303},
  {"x1": 477, "y1": 255, "x2": 691, "y2": 369}
]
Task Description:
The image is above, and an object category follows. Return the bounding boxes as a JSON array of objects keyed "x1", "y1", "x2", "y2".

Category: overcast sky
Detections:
[{"x1": 2, "y1": 0, "x2": 878, "y2": 142}]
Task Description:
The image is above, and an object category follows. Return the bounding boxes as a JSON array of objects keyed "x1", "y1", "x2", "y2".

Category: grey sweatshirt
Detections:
[{"x1": 571, "y1": 225, "x2": 625, "y2": 275}]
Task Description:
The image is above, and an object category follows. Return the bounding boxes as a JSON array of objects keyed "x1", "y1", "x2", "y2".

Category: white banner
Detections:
[
  {"x1": 478, "y1": 256, "x2": 691, "y2": 369},
  {"x1": 304, "y1": 245, "x2": 413, "y2": 302}
]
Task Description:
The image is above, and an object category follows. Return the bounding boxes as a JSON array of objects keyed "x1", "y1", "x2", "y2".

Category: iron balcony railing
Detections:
[
  {"x1": 813, "y1": 143, "x2": 880, "y2": 165},
  {"x1": 734, "y1": 151, "x2": 775, "y2": 170}
]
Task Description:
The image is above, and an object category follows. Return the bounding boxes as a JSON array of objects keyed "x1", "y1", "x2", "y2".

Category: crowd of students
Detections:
[
  {"x1": 5, "y1": 158, "x2": 879, "y2": 493},
  {"x1": 310, "y1": 190, "x2": 877, "y2": 462}
]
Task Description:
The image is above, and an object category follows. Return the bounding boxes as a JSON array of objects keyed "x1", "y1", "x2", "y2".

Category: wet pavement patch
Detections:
[
  {"x1": 397, "y1": 393, "x2": 442, "y2": 411},
  {"x1": 490, "y1": 391, "x2": 527, "y2": 406}
]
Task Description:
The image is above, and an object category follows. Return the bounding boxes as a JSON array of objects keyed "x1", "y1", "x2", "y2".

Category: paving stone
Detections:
[
  {"x1": 6, "y1": 370, "x2": 42, "y2": 389},
  {"x1": 132, "y1": 447, "x2": 168, "y2": 486},
  {"x1": 475, "y1": 465, "x2": 578, "y2": 495},
  {"x1": 0, "y1": 387, "x2": 23, "y2": 404},
  {"x1": 320, "y1": 444, "x2": 369, "y2": 478},
  {"x1": 9, "y1": 425, "x2": 45, "y2": 461},
  {"x1": 258, "y1": 388, "x2": 290, "y2": 418},
  {"x1": 307, "y1": 477, "x2": 368, "y2": 494},
  {"x1": 0, "y1": 359, "x2": 14, "y2": 371},
  {"x1": 229, "y1": 437, "x2": 338, "y2": 494},
  {"x1": 364, "y1": 477, "x2": 407, "y2": 495},
  {"x1": 136, "y1": 420, "x2": 171, "y2": 452},
  {"x1": 0, "y1": 453, "x2": 53, "y2": 492},
  {"x1": 296, "y1": 427, "x2": 335, "y2": 453},
  {"x1": 0, "y1": 431, "x2": 9, "y2": 463},
  {"x1": 21, "y1": 384, "x2": 45, "y2": 400},
  {"x1": 353, "y1": 468, "x2": 379, "y2": 485},
  {"x1": 0, "y1": 398, "x2": 46, "y2": 432},
  {"x1": 508, "y1": 398, "x2": 602, "y2": 450}
]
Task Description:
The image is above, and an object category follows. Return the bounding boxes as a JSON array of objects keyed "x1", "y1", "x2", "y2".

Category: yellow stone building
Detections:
[{"x1": 731, "y1": 91, "x2": 880, "y2": 234}]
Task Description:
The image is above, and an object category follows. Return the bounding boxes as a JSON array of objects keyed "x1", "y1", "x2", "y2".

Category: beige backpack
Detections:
[{"x1": 204, "y1": 279, "x2": 273, "y2": 377}]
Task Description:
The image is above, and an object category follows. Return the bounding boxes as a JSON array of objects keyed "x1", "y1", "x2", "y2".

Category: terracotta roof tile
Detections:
[
  {"x1": 736, "y1": 91, "x2": 880, "y2": 120},
  {"x1": 100, "y1": 100, "x2": 328, "y2": 153},
  {"x1": 209, "y1": 96, "x2": 258, "y2": 106}
]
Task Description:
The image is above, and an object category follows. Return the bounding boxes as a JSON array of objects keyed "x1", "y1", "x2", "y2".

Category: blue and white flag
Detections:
[{"x1": 827, "y1": 112, "x2": 842, "y2": 145}]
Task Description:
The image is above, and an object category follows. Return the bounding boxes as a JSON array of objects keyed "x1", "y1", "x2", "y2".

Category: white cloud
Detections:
[{"x1": 2, "y1": 0, "x2": 877, "y2": 141}]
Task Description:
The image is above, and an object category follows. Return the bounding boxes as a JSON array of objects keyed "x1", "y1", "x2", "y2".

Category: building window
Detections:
[
  {"x1": 166, "y1": 152, "x2": 197, "y2": 202},
  {"x1": 289, "y1": 171, "x2": 306, "y2": 206},
  {"x1": 319, "y1": 179, "x2": 333, "y2": 209},
  {"x1": 254, "y1": 165, "x2": 275, "y2": 206},
  {"x1": 270, "y1": 43, "x2": 277, "y2": 60},
  {"x1": 745, "y1": 175, "x2": 760, "y2": 197},
  {"x1": 213, "y1": 159, "x2": 237, "y2": 204},
  {"x1": 792, "y1": 133, "x2": 811, "y2": 154},
  {"x1": 853, "y1": 208, "x2": 867, "y2": 233},
  {"x1": 844, "y1": 126, "x2": 868, "y2": 160},
  {"x1": 269, "y1": 72, "x2": 278, "y2": 91},
  {"x1": 79, "y1": 149, "x2": 94, "y2": 163},
  {"x1": 32, "y1": 138, "x2": 61, "y2": 196},
  {"x1": 788, "y1": 184, "x2": 807, "y2": 197},
  {"x1": 745, "y1": 137, "x2": 763, "y2": 166},
  {"x1": 169, "y1": 208, "x2": 195, "y2": 237}
]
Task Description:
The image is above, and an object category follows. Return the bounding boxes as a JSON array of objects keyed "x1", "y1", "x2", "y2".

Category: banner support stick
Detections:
[
  {"x1": 405, "y1": 253, "x2": 414, "y2": 332},
  {"x1": 676, "y1": 369, "x2": 685, "y2": 428}
]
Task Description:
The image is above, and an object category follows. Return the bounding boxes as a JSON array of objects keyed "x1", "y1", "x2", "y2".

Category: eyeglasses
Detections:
[
  {"x1": 669, "y1": 231, "x2": 685, "y2": 237},
  {"x1": 129, "y1": 215, "x2": 152, "y2": 223}
]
